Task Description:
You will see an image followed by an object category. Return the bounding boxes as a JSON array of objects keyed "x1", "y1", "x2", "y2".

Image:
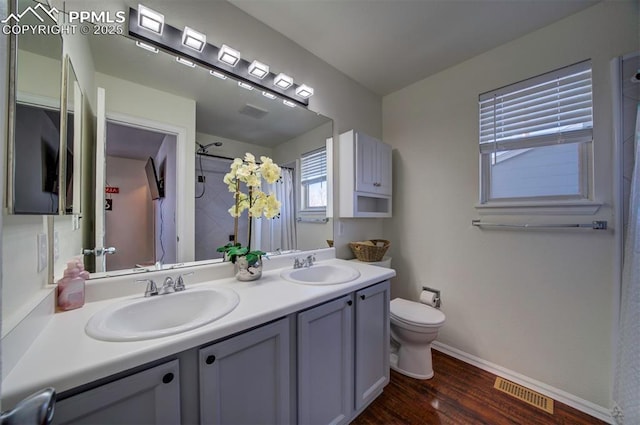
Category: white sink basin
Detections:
[
  {"x1": 280, "y1": 264, "x2": 361, "y2": 285},
  {"x1": 85, "y1": 288, "x2": 239, "y2": 342}
]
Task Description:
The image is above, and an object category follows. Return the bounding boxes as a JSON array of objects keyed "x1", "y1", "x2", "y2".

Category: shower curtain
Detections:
[
  {"x1": 613, "y1": 104, "x2": 640, "y2": 424},
  {"x1": 257, "y1": 167, "x2": 296, "y2": 252}
]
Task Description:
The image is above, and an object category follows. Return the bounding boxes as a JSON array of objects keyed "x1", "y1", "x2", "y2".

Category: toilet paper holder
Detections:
[{"x1": 422, "y1": 286, "x2": 442, "y2": 308}]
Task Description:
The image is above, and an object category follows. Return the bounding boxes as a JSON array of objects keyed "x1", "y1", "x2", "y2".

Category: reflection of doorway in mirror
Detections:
[{"x1": 104, "y1": 122, "x2": 177, "y2": 271}]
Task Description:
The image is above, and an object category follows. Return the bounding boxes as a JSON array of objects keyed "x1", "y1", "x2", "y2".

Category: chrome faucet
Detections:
[
  {"x1": 175, "y1": 272, "x2": 194, "y2": 291},
  {"x1": 135, "y1": 279, "x2": 158, "y2": 297},
  {"x1": 293, "y1": 254, "x2": 316, "y2": 269},
  {"x1": 135, "y1": 272, "x2": 194, "y2": 297},
  {"x1": 159, "y1": 277, "x2": 176, "y2": 295}
]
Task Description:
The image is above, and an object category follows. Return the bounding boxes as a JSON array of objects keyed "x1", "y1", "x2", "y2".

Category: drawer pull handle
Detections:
[
  {"x1": 206, "y1": 355, "x2": 216, "y2": 365},
  {"x1": 360, "y1": 295, "x2": 366, "y2": 300},
  {"x1": 347, "y1": 300, "x2": 353, "y2": 306},
  {"x1": 162, "y1": 373, "x2": 174, "y2": 384}
]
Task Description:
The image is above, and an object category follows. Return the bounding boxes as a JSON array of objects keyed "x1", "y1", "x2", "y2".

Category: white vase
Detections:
[{"x1": 234, "y1": 256, "x2": 263, "y2": 281}]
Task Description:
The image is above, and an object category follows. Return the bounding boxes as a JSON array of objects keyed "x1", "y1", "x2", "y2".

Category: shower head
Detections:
[{"x1": 197, "y1": 141, "x2": 223, "y2": 153}]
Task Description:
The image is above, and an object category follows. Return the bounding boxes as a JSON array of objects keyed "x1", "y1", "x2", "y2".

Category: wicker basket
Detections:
[{"x1": 349, "y1": 239, "x2": 390, "y2": 262}]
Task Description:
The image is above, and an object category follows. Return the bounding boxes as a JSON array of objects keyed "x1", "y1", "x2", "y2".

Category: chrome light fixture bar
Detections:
[
  {"x1": 248, "y1": 60, "x2": 269, "y2": 79},
  {"x1": 210, "y1": 70, "x2": 227, "y2": 80},
  {"x1": 176, "y1": 57, "x2": 195, "y2": 67},
  {"x1": 182, "y1": 26, "x2": 206, "y2": 52},
  {"x1": 137, "y1": 4, "x2": 164, "y2": 35},
  {"x1": 128, "y1": 7, "x2": 310, "y2": 107},
  {"x1": 218, "y1": 44, "x2": 241, "y2": 67},
  {"x1": 136, "y1": 41, "x2": 158, "y2": 53},
  {"x1": 274, "y1": 73, "x2": 293, "y2": 89}
]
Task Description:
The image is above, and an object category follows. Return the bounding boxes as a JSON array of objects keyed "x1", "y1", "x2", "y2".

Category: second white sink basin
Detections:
[
  {"x1": 280, "y1": 264, "x2": 361, "y2": 285},
  {"x1": 85, "y1": 288, "x2": 239, "y2": 342}
]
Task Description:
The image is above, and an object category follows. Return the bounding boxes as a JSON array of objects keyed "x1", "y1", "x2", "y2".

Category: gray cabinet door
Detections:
[
  {"x1": 297, "y1": 294, "x2": 354, "y2": 425},
  {"x1": 355, "y1": 281, "x2": 390, "y2": 411},
  {"x1": 199, "y1": 317, "x2": 291, "y2": 425},
  {"x1": 53, "y1": 360, "x2": 181, "y2": 425}
]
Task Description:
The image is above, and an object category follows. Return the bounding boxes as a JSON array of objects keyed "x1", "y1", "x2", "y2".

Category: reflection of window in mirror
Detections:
[{"x1": 300, "y1": 148, "x2": 327, "y2": 212}]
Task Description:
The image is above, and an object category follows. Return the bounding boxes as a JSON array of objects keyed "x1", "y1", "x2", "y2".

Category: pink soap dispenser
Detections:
[{"x1": 57, "y1": 258, "x2": 90, "y2": 311}]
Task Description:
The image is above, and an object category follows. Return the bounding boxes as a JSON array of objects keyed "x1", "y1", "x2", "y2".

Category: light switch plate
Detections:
[{"x1": 37, "y1": 233, "x2": 47, "y2": 272}]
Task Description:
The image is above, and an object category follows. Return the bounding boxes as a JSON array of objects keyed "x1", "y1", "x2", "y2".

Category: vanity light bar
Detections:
[
  {"x1": 248, "y1": 60, "x2": 269, "y2": 79},
  {"x1": 218, "y1": 44, "x2": 241, "y2": 67},
  {"x1": 283, "y1": 100, "x2": 296, "y2": 108},
  {"x1": 176, "y1": 57, "x2": 196, "y2": 68},
  {"x1": 182, "y1": 26, "x2": 206, "y2": 52},
  {"x1": 136, "y1": 41, "x2": 158, "y2": 53},
  {"x1": 295, "y1": 84, "x2": 314, "y2": 99},
  {"x1": 129, "y1": 7, "x2": 312, "y2": 106},
  {"x1": 262, "y1": 91, "x2": 277, "y2": 100},
  {"x1": 274, "y1": 73, "x2": 293, "y2": 90},
  {"x1": 210, "y1": 70, "x2": 227, "y2": 80},
  {"x1": 238, "y1": 81, "x2": 254, "y2": 91},
  {"x1": 138, "y1": 4, "x2": 164, "y2": 35}
]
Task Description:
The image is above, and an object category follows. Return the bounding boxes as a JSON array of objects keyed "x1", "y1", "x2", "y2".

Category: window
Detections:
[
  {"x1": 300, "y1": 148, "x2": 327, "y2": 211},
  {"x1": 479, "y1": 60, "x2": 593, "y2": 204}
]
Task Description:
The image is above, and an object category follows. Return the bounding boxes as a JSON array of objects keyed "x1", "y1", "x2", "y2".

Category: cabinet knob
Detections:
[
  {"x1": 347, "y1": 300, "x2": 353, "y2": 306},
  {"x1": 360, "y1": 294, "x2": 366, "y2": 300},
  {"x1": 162, "y1": 373, "x2": 174, "y2": 384},
  {"x1": 205, "y1": 355, "x2": 216, "y2": 365}
]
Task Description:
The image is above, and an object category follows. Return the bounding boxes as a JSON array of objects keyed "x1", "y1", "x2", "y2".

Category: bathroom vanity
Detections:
[{"x1": 1, "y1": 254, "x2": 394, "y2": 425}]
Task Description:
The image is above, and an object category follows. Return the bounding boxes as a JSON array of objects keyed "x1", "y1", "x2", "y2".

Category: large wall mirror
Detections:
[
  {"x1": 52, "y1": 1, "x2": 334, "y2": 279},
  {"x1": 7, "y1": 0, "x2": 69, "y2": 214}
]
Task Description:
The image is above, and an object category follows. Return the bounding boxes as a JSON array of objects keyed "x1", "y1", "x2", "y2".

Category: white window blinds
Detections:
[
  {"x1": 300, "y1": 148, "x2": 327, "y2": 183},
  {"x1": 479, "y1": 60, "x2": 592, "y2": 153}
]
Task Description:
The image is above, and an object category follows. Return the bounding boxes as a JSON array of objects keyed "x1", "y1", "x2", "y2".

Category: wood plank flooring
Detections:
[{"x1": 352, "y1": 350, "x2": 606, "y2": 425}]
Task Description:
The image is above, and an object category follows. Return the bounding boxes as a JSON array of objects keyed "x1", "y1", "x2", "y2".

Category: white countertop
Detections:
[{"x1": 1, "y1": 258, "x2": 395, "y2": 408}]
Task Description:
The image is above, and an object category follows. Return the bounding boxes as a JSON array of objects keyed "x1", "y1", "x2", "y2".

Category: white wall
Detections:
[
  {"x1": 382, "y1": 1, "x2": 638, "y2": 409},
  {"x1": 155, "y1": 135, "x2": 177, "y2": 264},
  {"x1": 104, "y1": 156, "x2": 154, "y2": 270}
]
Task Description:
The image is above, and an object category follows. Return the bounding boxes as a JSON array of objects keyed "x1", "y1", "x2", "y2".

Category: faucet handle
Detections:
[
  {"x1": 175, "y1": 272, "x2": 194, "y2": 291},
  {"x1": 135, "y1": 279, "x2": 158, "y2": 297},
  {"x1": 306, "y1": 254, "x2": 316, "y2": 266}
]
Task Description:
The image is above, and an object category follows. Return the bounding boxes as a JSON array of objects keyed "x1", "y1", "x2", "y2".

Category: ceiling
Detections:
[{"x1": 229, "y1": 0, "x2": 599, "y2": 96}]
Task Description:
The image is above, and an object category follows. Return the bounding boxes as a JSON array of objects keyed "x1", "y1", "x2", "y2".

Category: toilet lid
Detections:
[{"x1": 390, "y1": 298, "x2": 445, "y2": 326}]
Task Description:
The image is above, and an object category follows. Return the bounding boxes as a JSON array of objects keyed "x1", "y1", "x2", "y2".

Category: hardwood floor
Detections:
[{"x1": 352, "y1": 350, "x2": 606, "y2": 425}]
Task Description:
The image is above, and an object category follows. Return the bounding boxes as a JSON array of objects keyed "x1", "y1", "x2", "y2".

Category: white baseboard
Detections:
[{"x1": 432, "y1": 341, "x2": 613, "y2": 424}]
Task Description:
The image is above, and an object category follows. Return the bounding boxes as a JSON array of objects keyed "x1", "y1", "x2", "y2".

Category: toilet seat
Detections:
[{"x1": 390, "y1": 298, "x2": 445, "y2": 327}]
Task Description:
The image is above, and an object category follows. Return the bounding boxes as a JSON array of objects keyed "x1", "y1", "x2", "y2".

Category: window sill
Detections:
[{"x1": 474, "y1": 200, "x2": 602, "y2": 215}]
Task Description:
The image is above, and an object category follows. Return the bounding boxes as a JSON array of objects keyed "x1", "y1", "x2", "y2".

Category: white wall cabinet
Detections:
[
  {"x1": 53, "y1": 360, "x2": 181, "y2": 425},
  {"x1": 339, "y1": 130, "x2": 392, "y2": 217},
  {"x1": 199, "y1": 318, "x2": 291, "y2": 425},
  {"x1": 298, "y1": 280, "x2": 390, "y2": 424}
]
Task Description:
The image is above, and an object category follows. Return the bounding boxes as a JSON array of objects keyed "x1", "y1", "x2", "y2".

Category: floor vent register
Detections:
[{"x1": 494, "y1": 377, "x2": 554, "y2": 414}]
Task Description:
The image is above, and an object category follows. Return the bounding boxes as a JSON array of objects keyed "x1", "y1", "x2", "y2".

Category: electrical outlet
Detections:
[
  {"x1": 198, "y1": 175, "x2": 206, "y2": 183},
  {"x1": 228, "y1": 234, "x2": 235, "y2": 242},
  {"x1": 53, "y1": 231, "x2": 60, "y2": 261},
  {"x1": 37, "y1": 233, "x2": 48, "y2": 272}
]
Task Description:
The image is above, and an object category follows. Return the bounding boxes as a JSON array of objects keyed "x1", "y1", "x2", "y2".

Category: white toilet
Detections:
[
  {"x1": 350, "y1": 256, "x2": 446, "y2": 380},
  {"x1": 390, "y1": 297, "x2": 445, "y2": 379}
]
